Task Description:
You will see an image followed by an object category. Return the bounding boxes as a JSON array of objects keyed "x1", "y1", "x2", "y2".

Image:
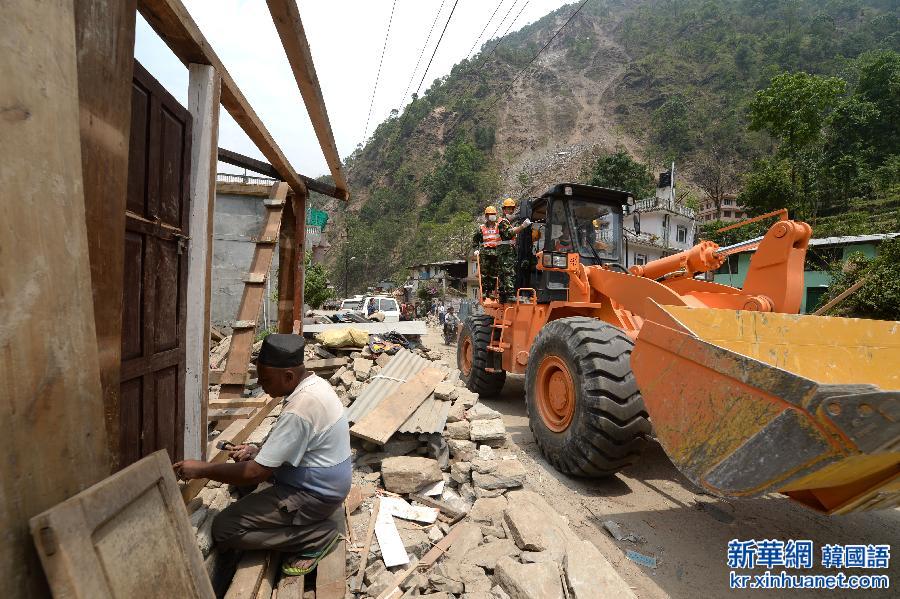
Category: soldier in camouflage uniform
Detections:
[
  {"x1": 472, "y1": 206, "x2": 509, "y2": 301},
  {"x1": 497, "y1": 198, "x2": 532, "y2": 303}
]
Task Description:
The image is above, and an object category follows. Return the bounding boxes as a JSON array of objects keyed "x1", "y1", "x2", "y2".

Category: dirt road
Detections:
[{"x1": 423, "y1": 325, "x2": 899, "y2": 598}]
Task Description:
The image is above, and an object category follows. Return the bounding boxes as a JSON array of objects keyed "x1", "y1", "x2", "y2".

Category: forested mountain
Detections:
[{"x1": 312, "y1": 0, "x2": 899, "y2": 292}]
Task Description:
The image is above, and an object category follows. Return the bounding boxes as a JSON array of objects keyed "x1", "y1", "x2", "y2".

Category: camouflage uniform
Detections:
[
  {"x1": 496, "y1": 217, "x2": 518, "y2": 303},
  {"x1": 473, "y1": 219, "x2": 516, "y2": 302}
]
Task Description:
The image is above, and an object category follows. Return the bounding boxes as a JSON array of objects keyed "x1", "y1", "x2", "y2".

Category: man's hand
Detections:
[
  {"x1": 521, "y1": 218, "x2": 532, "y2": 227},
  {"x1": 473, "y1": 250, "x2": 480, "y2": 257},
  {"x1": 173, "y1": 459, "x2": 208, "y2": 480},
  {"x1": 229, "y1": 444, "x2": 259, "y2": 462}
]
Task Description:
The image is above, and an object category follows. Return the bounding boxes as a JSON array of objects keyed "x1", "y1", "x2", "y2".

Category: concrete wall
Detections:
[{"x1": 211, "y1": 192, "x2": 277, "y2": 331}]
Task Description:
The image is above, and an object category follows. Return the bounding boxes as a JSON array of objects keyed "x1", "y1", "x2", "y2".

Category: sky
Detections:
[{"x1": 135, "y1": 0, "x2": 573, "y2": 179}]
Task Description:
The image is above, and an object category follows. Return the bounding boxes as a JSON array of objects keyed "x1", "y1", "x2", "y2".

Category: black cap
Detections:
[{"x1": 257, "y1": 334, "x2": 305, "y2": 368}]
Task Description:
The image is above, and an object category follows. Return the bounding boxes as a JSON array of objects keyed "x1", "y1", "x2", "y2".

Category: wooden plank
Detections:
[
  {"x1": 209, "y1": 369, "x2": 253, "y2": 386},
  {"x1": 350, "y1": 368, "x2": 444, "y2": 445},
  {"x1": 256, "y1": 553, "x2": 279, "y2": 599},
  {"x1": 315, "y1": 509, "x2": 347, "y2": 599},
  {"x1": 29, "y1": 451, "x2": 214, "y2": 598},
  {"x1": 812, "y1": 275, "x2": 869, "y2": 315},
  {"x1": 417, "y1": 522, "x2": 465, "y2": 570},
  {"x1": 266, "y1": 0, "x2": 348, "y2": 197},
  {"x1": 218, "y1": 147, "x2": 343, "y2": 200},
  {"x1": 2, "y1": 3, "x2": 113, "y2": 595},
  {"x1": 375, "y1": 559, "x2": 420, "y2": 599},
  {"x1": 137, "y1": 0, "x2": 313, "y2": 199},
  {"x1": 408, "y1": 493, "x2": 465, "y2": 520},
  {"x1": 182, "y1": 394, "x2": 281, "y2": 502},
  {"x1": 219, "y1": 183, "x2": 287, "y2": 401},
  {"x1": 276, "y1": 574, "x2": 304, "y2": 599},
  {"x1": 224, "y1": 551, "x2": 269, "y2": 599},
  {"x1": 74, "y1": 0, "x2": 138, "y2": 470},
  {"x1": 208, "y1": 407, "x2": 255, "y2": 422},
  {"x1": 185, "y1": 63, "x2": 222, "y2": 460},
  {"x1": 209, "y1": 397, "x2": 270, "y2": 410},
  {"x1": 351, "y1": 498, "x2": 380, "y2": 593}
]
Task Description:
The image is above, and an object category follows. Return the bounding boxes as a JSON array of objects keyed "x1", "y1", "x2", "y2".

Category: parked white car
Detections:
[
  {"x1": 358, "y1": 295, "x2": 400, "y2": 322},
  {"x1": 338, "y1": 296, "x2": 363, "y2": 313}
]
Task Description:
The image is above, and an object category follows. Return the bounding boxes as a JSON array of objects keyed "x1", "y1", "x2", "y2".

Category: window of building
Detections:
[
  {"x1": 723, "y1": 211, "x2": 732, "y2": 218},
  {"x1": 723, "y1": 198, "x2": 732, "y2": 206},
  {"x1": 634, "y1": 253, "x2": 647, "y2": 265},
  {"x1": 805, "y1": 287, "x2": 829, "y2": 313},
  {"x1": 676, "y1": 225, "x2": 688, "y2": 243}
]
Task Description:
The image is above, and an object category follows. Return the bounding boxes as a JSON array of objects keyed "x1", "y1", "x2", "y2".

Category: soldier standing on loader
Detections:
[
  {"x1": 472, "y1": 206, "x2": 505, "y2": 300},
  {"x1": 498, "y1": 198, "x2": 532, "y2": 302}
]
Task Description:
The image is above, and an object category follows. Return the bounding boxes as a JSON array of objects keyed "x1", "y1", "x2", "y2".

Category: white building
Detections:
[{"x1": 626, "y1": 169, "x2": 697, "y2": 267}]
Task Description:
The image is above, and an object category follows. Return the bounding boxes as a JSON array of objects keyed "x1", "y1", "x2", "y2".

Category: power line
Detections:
[
  {"x1": 482, "y1": 0, "x2": 591, "y2": 116},
  {"x1": 465, "y1": 0, "x2": 505, "y2": 60},
  {"x1": 483, "y1": 0, "x2": 522, "y2": 54},
  {"x1": 363, "y1": 0, "x2": 399, "y2": 141},
  {"x1": 449, "y1": 0, "x2": 591, "y2": 141},
  {"x1": 400, "y1": 0, "x2": 447, "y2": 106},
  {"x1": 415, "y1": 0, "x2": 460, "y2": 97}
]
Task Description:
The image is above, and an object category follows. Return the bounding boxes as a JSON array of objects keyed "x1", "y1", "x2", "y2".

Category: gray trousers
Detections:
[{"x1": 212, "y1": 485, "x2": 342, "y2": 555}]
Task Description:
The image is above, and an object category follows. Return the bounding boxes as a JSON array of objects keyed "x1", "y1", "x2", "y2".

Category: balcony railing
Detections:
[
  {"x1": 217, "y1": 172, "x2": 277, "y2": 186},
  {"x1": 634, "y1": 197, "x2": 695, "y2": 218}
]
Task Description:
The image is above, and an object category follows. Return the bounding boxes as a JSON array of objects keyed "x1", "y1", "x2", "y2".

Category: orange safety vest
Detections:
[{"x1": 481, "y1": 224, "x2": 501, "y2": 248}]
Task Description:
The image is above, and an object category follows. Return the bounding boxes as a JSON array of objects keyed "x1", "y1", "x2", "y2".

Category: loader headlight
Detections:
[{"x1": 552, "y1": 253, "x2": 568, "y2": 268}]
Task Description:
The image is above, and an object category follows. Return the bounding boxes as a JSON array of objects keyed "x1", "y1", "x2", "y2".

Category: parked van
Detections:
[
  {"x1": 358, "y1": 295, "x2": 401, "y2": 322},
  {"x1": 338, "y1": 296, "x2": 363, "y2": 313}
]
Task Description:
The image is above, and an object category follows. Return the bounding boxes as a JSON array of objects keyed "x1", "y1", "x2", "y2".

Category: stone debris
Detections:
[
  {"x1": 381, "y1": 456, "x2": 443, "y2": 494},
  {"x1": 200, "y1": 334, "x2": 635, "y2": 598}
]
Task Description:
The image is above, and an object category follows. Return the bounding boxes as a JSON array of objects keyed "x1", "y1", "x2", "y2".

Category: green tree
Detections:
[
  {"x1": 650, "y1": 95, "x2": 695, "y2": 159},
  {"x1": 819, "y1": 238, "x2": 900, "y2": 320},
  {"x1": 748, "y1": 72, "x2": 845, "y2": 192},
  {"x1": 583, "y1": 148, "x2": 654, "y2": 199},
  {"x1": 304, "y1": 252, "x2": 334, "y2": 309}
]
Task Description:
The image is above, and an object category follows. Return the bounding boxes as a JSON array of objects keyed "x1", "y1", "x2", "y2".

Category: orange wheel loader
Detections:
[{"x1": 457, "y1": 183, "x2": 899, "y2": 515}]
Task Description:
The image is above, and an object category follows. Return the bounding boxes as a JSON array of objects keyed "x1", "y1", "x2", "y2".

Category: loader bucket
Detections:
[{"x1": 631, "y1": 305, "x2": 900, "y2": 515}]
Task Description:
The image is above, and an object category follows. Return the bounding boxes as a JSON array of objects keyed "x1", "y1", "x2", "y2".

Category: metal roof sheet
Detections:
[{"x1": 345, "y1": 349, "x2": 452, "y2": 437}]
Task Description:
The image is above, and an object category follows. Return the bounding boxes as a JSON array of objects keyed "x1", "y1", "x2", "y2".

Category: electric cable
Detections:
[
  {"x1": 400, "y1": 0, "x2": 447, "y2": 106},
  {"x1": 415, "y1": 0, "x2": 461, "y2": 96},
  {"x1": 465, "y1": 0, "x2": 505, "y2": 60},
  {"x1": 363, "y1": 0, "x2": 399, "y2": 141}
]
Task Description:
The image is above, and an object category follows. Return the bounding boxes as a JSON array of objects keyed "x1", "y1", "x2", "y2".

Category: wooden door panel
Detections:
[{"x1": 119, "y1": 60, "x2": 191, "y2": 466}]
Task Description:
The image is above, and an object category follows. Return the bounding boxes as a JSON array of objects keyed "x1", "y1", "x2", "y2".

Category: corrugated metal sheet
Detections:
[{"x1": 345, "y1": 348, "x2": 452, "y2": 437}]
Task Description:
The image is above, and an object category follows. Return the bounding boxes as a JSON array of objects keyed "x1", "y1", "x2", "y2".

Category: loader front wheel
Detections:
[
  {"x1": 458, "y1": 315, "x2": 506, "y2": 397},
  {"x1": 525, "y1": 317, "x2": 651, "y2": 477}
]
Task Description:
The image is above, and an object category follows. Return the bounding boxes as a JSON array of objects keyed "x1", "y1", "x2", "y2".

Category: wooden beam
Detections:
[
  {"x1": 265, "y1": 0, "x2": 349, "y2": 197},
  {"x1": 292, "y1": 190, "x2": 308, "y2": 334},
  {"x1": 1, "y1": 2, "x2": 112, "y2": 594},
  {"x1": 277, "y1": 194, "x2": 297, "y2": 333},
  {"x1": 185, "y1": 63, "x2": 222, "y2": 460},
  {"x1": 351, "y1": 498, "x2": 380, "y2": 593},
  {"x1": 137, "y1": 0, "x2": 308, "y2": 198},
  {"x1": 224, "y1": 551, "x2": 270, "y2": 599},
  {"x1": 74, "y1": 0, "x2": 138, "y2": 471},
  {"x1": 217, "y1": 147, "x2": 343, "y2": 200},
  {"x1": 315, "y1": 509, "x2": 347, "y2": 599}
]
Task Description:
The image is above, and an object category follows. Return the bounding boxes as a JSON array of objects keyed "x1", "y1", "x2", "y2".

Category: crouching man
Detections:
[{"x1": 173, "y1": 334, "x2": 350, "y2": 576}]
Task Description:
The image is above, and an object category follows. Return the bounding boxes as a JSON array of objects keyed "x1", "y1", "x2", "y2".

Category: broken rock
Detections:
[
  {"x1": 339, "y1": 369, "x2": 357, "y2": 388},
  {"x1": 503, "y1": 491, "x2": 579, "y2": 559},
  {"x1": 353, "y1": 357, "x2": 372, "y2": 380},
  {"x1": 450, "y1": 461, "x2": 472, "y2": 484},
  {"x1": 456, "y1": 388, "x2": 479, "y2": 408},
  {"x1": 445, "y1": 420, "x2": 471, "y2": 440},
  {"x1": 563, "y1": 539, "x2": 636, "y2": 599},
  {"x1": 463, "y1": 539, "x2": 520, "y2": 570},
  {"x1": 446, "y1": 401, "x2": 467, "y2": 423},
  {"x1": 446, "y1": 523, "x2": 484, "y2": 561},
  {"x1": 470, "y1": 419, "x2": 506, "y2": 444},
  {"x1": 466, "y1": 403, "x2": 502, "y2": 421},
  {"x1": 472, "y1": 460, "x2": 526, "y2": 491},
  {"x1": 381, "y1": 456, "x2": 443, "y2": 494},
  {"x1": 495, "y1": 557, "x2": 564, "y2": 599},
  {"x1": 329, "y1": 366, "x2": 347, "y2": 386},
  {"x1": 434, "y1": 381, "x2": 458, "y2": 401},
  {"x1": 469, "y1": 496, "x2": 508, "y2": 523},
  {"x1": 448, "y1": 438, "x2": 477, "y2": 461}
]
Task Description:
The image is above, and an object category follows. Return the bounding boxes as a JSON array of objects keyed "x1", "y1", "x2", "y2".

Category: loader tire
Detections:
[
  {"x1": 525, "y1": 317, "x2": 651, "y2": 477},
  {"x1": 458, "y1": 315, "x2": 506, "y2": 397}
]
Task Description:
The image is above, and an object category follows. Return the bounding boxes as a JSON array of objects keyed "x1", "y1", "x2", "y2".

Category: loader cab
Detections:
[{"x1": 516, "y1": 183, "x2": 632, "y2": 303}]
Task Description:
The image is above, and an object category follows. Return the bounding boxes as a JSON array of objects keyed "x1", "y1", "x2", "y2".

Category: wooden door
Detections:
[{"x1": 120, "y1": 61, "x2": 192, "y2": 466}]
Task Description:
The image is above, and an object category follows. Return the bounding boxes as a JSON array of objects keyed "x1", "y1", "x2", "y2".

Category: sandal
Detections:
[{"x1": 281, "y1": 533, "x2": 342, "y2": 576}]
